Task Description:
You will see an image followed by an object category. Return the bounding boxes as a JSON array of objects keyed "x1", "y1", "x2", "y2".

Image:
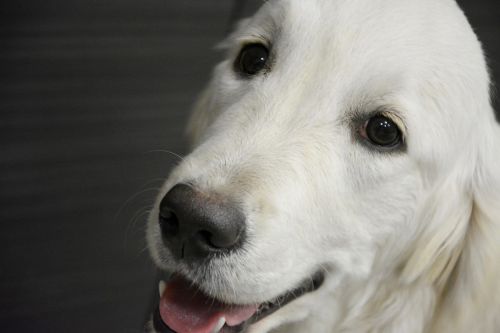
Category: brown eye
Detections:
[
  {"x1": 363, "y1": 115, "x2": 402, "y2": 148},
  {"x1": 235, "y1": 43, "x2": 269, "y2": 76}
]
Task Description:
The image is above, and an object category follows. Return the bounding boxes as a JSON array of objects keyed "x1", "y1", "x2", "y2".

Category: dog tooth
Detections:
[
  {"x1": 158, "y1": 280, "x2": 166, "y2": 297},
  {"x1": 211, "y1": 317, "x2": 226, "y2": 333}
]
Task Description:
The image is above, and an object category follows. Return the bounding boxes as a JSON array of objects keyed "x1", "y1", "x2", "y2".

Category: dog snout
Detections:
[{"x1": 158, "y1": 183, "x2": 246, "y2": 260}]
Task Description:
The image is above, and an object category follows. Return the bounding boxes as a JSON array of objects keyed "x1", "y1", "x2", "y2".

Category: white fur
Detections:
[{"x1": 147, "y1": 0, "x2": 500, "y2": 332}]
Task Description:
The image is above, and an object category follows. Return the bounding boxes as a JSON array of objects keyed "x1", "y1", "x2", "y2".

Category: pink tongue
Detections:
[{"x1": 159, "y1": 276, "x2": 258, "y2": 333}]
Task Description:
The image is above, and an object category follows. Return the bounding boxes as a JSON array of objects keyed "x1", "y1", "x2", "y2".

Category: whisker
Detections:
[
  {"x1": 123, "y1": 206, "x2": 153, "y2": 251},
  {"x1": 113, "y1": 187, "x2": 160, "y2": 224},
  {"x1": 147, "y1": 149, "x2": 185, "y2": 162}
]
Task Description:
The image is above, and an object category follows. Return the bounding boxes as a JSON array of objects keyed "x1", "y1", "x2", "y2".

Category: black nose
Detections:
[{"x1": 158, "y1": 183, "x2": 246, "y2": 260}]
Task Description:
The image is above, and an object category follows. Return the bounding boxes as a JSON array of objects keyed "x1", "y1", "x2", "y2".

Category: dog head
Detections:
[{"x1": 146, "y1": 1, "x2": 500, "y2": 332}]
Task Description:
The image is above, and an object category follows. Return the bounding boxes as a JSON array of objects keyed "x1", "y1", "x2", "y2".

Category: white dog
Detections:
[{"x1": 146, "y1": 0, "x2": 500, "y2": 332}]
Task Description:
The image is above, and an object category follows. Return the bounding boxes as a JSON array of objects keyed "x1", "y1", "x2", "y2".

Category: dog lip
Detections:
[
  {"x1": 153, "y1": 271, "x2": 325, "y2": 333},
  {"x1": 248, "y1": 270, "x2": 325, "y2": 325}
]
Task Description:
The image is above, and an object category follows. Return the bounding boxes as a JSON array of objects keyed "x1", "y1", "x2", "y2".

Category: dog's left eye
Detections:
[
  {"x1": 362, "y1": 115, "x2": 403, "y2": 148},
  {"x1": 235, "y1": 43, "x2": 269, "y2": 76}
]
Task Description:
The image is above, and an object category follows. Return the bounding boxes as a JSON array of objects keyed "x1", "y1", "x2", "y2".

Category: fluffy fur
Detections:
[{"x1": 147, "y1": 0, "x2": 500, "y2": 332}]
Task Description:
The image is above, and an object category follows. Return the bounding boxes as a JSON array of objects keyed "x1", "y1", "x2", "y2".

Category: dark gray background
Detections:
[{"x1": 0, "y1": 1, "x2": 498, "y2": 332}]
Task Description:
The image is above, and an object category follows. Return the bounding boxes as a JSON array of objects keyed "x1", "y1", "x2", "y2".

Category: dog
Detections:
[{"x1": 145, "y1": 0, "x2": 500, "y2": 332}]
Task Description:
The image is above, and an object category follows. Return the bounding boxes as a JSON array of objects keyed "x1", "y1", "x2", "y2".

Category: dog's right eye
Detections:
[{"x1": 235, "y1": 43, "x2": 269, "y2": 76}]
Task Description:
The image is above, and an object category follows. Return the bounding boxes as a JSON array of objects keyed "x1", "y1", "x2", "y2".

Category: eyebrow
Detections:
[{"x1": 228, "y1": 7, "x2": 280, "y2": 49}]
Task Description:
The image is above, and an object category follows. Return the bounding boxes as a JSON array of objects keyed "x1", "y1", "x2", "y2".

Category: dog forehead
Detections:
[
  {"x1": 240, "y1": 1, "x2": 420, "y2": 98},
  {"x1": 251, "y1": 0, "x2": 487, "y2": 115},
  {"x1": 259, "y1": 0, "x2": 429, "y2": 42},
  {"x1": 263, "y1": 0, "x2": 464, "y2": 63}
]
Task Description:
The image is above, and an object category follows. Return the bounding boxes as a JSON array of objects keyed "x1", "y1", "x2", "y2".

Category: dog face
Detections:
[{"x1": 147, "y1": 1, "x2": 499, "y2": 332}]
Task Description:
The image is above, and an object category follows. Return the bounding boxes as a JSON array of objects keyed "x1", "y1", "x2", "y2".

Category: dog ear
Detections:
[
  {"x1": 401, "y1": 167, "x2": 473, "y2": 288},
  {"x1": 186, "y1": 18, "x2": 252, "y2": 148},
  {"x1": 436, "y1": 124, "x2": 500, "y2": 330},
  {"x1": 185, "y1": 82, "x2": 218, "y2": 147},
  {"x1": 403, "y1": 122, "x2": 500, "y2": 330}
]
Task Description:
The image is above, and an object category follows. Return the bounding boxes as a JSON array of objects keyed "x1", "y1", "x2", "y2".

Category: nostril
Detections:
[
  {"x1": 194, "y1": 230, "x2": 236, "y2": 250},
  {"x1": 159, "y1": 209, "x2": 179, "y2": 237},
  {"x1": 197, "y1": 230, "x2": 215, "y2": 248}
]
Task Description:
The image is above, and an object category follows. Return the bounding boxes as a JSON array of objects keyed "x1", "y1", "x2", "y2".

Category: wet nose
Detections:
[{"x1": 158, "y1": 183, "x2": 246, "y2": 260}]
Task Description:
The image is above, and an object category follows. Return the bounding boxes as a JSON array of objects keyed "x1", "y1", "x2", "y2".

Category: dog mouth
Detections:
[{"x1": 152, "y1": 271, "x2": 325, "y2": 333}]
